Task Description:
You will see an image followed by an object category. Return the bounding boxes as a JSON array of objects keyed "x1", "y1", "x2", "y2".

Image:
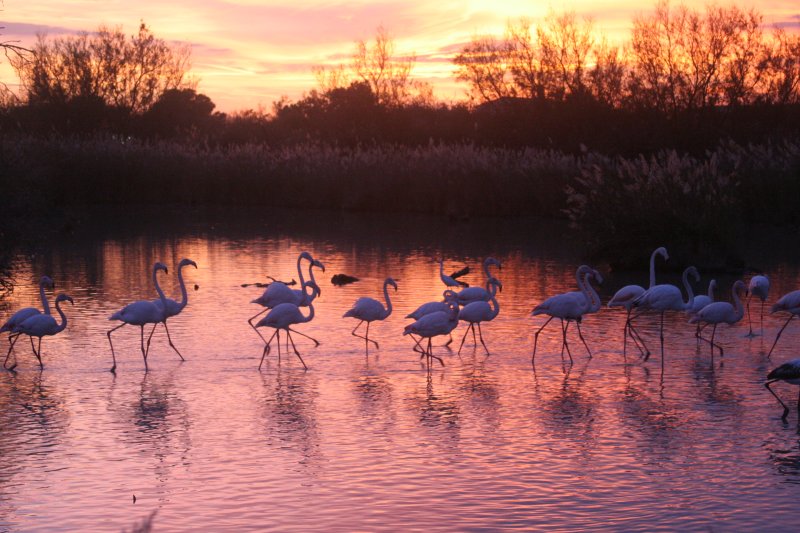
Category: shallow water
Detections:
[{"x1": 1, "y1": 209, "x2": 800, "y2": 531}]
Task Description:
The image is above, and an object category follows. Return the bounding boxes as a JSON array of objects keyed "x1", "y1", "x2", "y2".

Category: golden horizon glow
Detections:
[{"x1": 2, "y1": 0, "x2": 798, "y2": 112}]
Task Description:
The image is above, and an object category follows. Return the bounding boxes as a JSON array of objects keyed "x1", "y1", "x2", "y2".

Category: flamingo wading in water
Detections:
[
  {"x1": 607, "y1": 246, "x2": 668, "y2": 358},
  {"x1": 343, "y1": 277, "x2": 397, "y2": 353},
  {"x1": 255, "y1": 282, "x2": 319, "y2": 370},
  {"x1": 456, "y1": 257, "x2": 501, "y2": 305},
  {"x1": 403, "y1": 300, "x2": 458, "y2": 367},
  {"x1": 406, "y1": 290, "x2": 459, "y2": 351},
  {"x1": 150, "y1": 258, "x2": 197, "y2": 361},
  {"x1": 765, "y1": 358, "x2": 800, "y2": 421},
  {"x1": 457, "y1": 278, "x2": 501, "y2": 355},
  {"x1": 9, "y1": 294, "x2": 73, "y2": 370},
  {"x1": 2, "y1": 276, "x2": 55, "y2": 370},
  {"x1": 531, "y1": 265, "x2": 602, "y2": 364},
  {"x1": 767, "y1": 289, "x2": 800, "y2": 358},
  {"x1": 747, "y1": 275, "x2": 770, "y2": 337},
  {"x1": 107, "y1": 262, "x2": 170, "y2": 373},
  {"x1": 688, "y1": 280, "x2": 746, "y2": 358}
]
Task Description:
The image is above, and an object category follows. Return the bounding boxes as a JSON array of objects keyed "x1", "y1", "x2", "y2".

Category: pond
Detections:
[{"x1": 1, "y1": 207, "x2": 800, "y2": 531}]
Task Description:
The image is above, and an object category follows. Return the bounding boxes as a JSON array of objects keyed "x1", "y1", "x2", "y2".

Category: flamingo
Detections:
[
  {"x1": 249, "y1": 252, "x2": 324, "y2": 340},
  {"x1": 765, "y1": 358, "x2": 800, "y2": 421},
  {"x1": 439, "y1": 258, "x2": 465, "y2": 289},
  {"x1": 405, "y1": 290, "x2": 459, "y2": 351},
  {"x1": 403, "y1": 300, "x2": 458, "y2": 367},
  {"x1": 2, "y1": 276, "x2": 55, "y2": 369},
  {"x1": 608, "y1": 246, "x2": 668, "y2": 357},
  {"x1": 767, "y1": 289, "x2": 800, "y2": 358},
  {"x1": 457, "y1": 278, "x2": 501, "y2": 355},
  {"x1": 7, "y1": 293, "x2": 72, "y2": 370},
  {"x1": 107, "y1": 262, "x2": 170, "y2": 373},
  {"x1": 687, "y1": 279, "x2": 716, "y2": 337},
  {"x1": 747, "y1": 275, "x2": 770, "y2": 337},
  {"x1": 688, "y1": 280, "x2": 746, "y2": 357},
  {"x1": 531, "y1": 265, "x2": 602, "y2": 364},
  {"x1": 631, "y1": 265, "x2": 699, "y2": 364},
  {"x1": 149, "y1": 258, "x2": 197, "y2": 361},
  {"x1": 343, "y1": 277, "x2": 397, "y2": 352},
  {"x1": 255, "y1": 286, "x2": 318, "y2": 370},
  {"x1": 456, "y1": 257, "x2": 502, "y2": 305}
]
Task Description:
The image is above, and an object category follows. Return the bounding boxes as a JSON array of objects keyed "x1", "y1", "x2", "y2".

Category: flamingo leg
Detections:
[
  {"x1": 162, "y1": 320, "x2": 185, "y2": 361},
  {"x1": 471, "y1": 323, "x2": 477, "y2": 344},
  {"x1": 561, "y1": 320, "x2": 573, "y2": 364},
  {"x1": 286, "y1": 330, "x2": 308, "y2": 370},
  {"x1": 443, "y1": 333, "x2": 454, "y2": 347},
  {"x1": 710, "y1": 324, "x2": 724, "y2": 357},
  {"x1": 426, "y1": 337, "x2": 444, "y2": 367},
  {"x1": 477, "y1": 323, "x2": 490, "y2": 355},
  {"x1": 457, "y1": 323, "x2": 471, "y2": 355},
  {"x1": 658, "y1": 312, "x2": 665, "y2": 370},
  {"x1": 29, "y1": 336, "x2": 43, "y2": 369},
  {"x1": 760, "y1": 300, "x2": 765, "y2": 337},
  {"x1": 259, "y1": 329, "x2": 279, "y2": 369},
  {"x1": 532, "y1": 316, "x2": 554, "y2": 363},
  {"x1": 287, "y1": 327, "x2": 319, "y2": 347},
  {"x1": 276, "y1": 330, "x2": 282, "y2": 362},
  {"x1": 765, "y1": 380, "x2": 790, "y2": 420},
  {"x1": 351, "y1": 321, "x2": 379, "y2": 349},
  {"x1": 628, "y1": 321, "x2": 649, "y2": 357},
  {"x1": 139, "y1": 326, "x2": 149, "y2": 371},
  {"x1": 145, "y1": 323, "x2": 157, "y2": 359},
  {"x1": 575, "y1": 321, "x2": 592, "y2": 358},
  {"x1": 746, "y1": 297, "x2": 755, "y2": 337},
  {"x1": 768, "y1": 315, "x2": 794, "y2": 359},
  {"x1": 248, "y1": 308, "x2": 270, "y2": 343},
  {"x1": 5, "y1": 333, "x2": 20, "y2": 371},
  {"x1": 107, "y1": 323, "x2": 126, "y2": 373}
]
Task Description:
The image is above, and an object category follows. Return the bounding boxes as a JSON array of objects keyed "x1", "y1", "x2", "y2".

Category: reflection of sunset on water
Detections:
[{"x1": 2, "y1": 209, "x2": 800, "y2": 529}]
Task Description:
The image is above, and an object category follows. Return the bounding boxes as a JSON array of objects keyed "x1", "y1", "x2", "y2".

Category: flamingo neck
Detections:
[
  {"x1": 489, "y1": 295, "x2": 500, "y2": 319},
  {"x1": 439, "y1": 259, "x2": 445, "y2": 277},
  {"x1": 39, "y1": 281, "x2": 52, "y2": 315},
  {"x1": 648, "y1": 249, "x2": 659, "y2": 288},
  {"x1": 732, "y1": 283, "x2": 745, "y2": 320},
  {"x1": 575, "y1": 267, "x2": 593, "y2": 312},
  {"x1": 153, "y1": 267, "x2": 168, "y2": 308},
  {"x1": 176, "y1": 264, "x2": 189, "y2": 311},
  {"x1": 383, "y1": 282, "x2": 393, "y2": 318},
  {"x1": 583, "y1": 272, "x2": 601, "y2": 312},
  {"x1": 707, "y1": 280, "x2": 716, "y2": 300},
  {"x1": 682, "y1": 269, "x2": 695, "y2": 310},
  {"x1": 296, "y1": 255, "x2": 308, "y2": 290},
  {"x1": 54, "y1": 299, "x2": 68, "y2": 332},
  {"x1": 301, "y1": 303, "x2": 315, "y2": 323}
]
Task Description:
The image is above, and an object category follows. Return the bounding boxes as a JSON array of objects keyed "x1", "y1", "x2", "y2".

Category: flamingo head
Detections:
[
  {"x1": 485, "y1": 257, "x2": 502, "y2": 270},
  {"x1": 154, "y1": 262, "x2": 169, "y2": 275},
  {"x1": 40, "y1": 276, "x2": 55, "y2": 289},
  {"x1": 488, "y1": 278, "x2": 503, "y2": 292},
  {"x1": 179, "y1": 258, "x2": 198, "y2": 269},
  {"x1": 304, "y1": 280, "x2": 321, "y2": 299},
  {"x1": 686, "y1": 266, "x2": 700, "y2": 283},
  {"x1": 56, "y1": 294, "x2": 74, "y2": 305},
  {"x1": 443, "y1": 290, "x2": 458, "y2": 302},
  {"x1": 385, "y1": 277, "x2": 398, "y2": 291},
  {"x1": 312, "y1": 258, "x2": 325, "y2": 273},
  {"x1": 299, "y1": 251, "x2": 314, "y2": 264},
  {"x1": 655, "y1": 246, "x2": 669, "y2": 261},
  {"x1": 591, "y1": 269, "x2": 604, "y2": 284}
]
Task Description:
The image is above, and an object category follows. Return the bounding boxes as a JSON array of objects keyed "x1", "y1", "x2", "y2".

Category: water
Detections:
[{"x1": 1, "y1": 208, "x2": 800, "y2": 531}]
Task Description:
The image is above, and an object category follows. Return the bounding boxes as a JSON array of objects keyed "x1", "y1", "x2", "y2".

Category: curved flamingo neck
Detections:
[
  {"x1": 307, "y1": 263, "x2": 319, "y2": 289},
  {"x1": 153, "y1": 267, "x2": 168, "y2": 308},
  {"x1": 583, "y1": 272, "x2": 601, "y2": 312},
  {"x1": 488, "y1": 280, "x2": 500, "y2": 298},
  {"x1": 439, "y1": 259, "x2": 445, "y2": 278},
  {"x1": 176, "y1": 264, "x2": 190, "y2": 310},
  {"x1": 382, "y1": 281, "x2": 393, "y2": 318},
  {"x1": 301, "y1": 303, "x2": 315, "y2": 323},
  {"x1": 649, "y1": 249, "x2": 665, "y2": 288},
  {"x1": 54, "y1": 299, "x2": 68, "y2": 332},
  {"x1": 296, "y1": 255, "x2": 308, "y2": 290},
  {"x1": 708, "y1": 280, "x2": 716, "y2": 300},
  {"x1": 483, "y1": 258, "x2": 498, "y2": 281},
  {"x1": 488, "y1": 294, "x2": 500, "y2": 319},
  {"x1": 575, "y1": 267, "x2": 593, "y2": 312},
  {"x1": 40, "y1": 280, "x2": 51, "y2": 315},
  {"x1": 682, "y1": 269, "x2": 696, "y2": 309}
]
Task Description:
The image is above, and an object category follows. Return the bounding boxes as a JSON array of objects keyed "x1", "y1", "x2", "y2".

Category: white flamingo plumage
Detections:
[
  {"x1": 343, "y1": 277, "x2": 397, "y2": 352},
  {"x1": 8, "y1": 294, "x2": 73, "y2": 370},
  {"x1": 767, "y1": 289, "x2": 800, "y2": 358},
  {"x1": 631, "y1": 265, "x2": 699, "y2": 364},
  {"x1": 403, "y1": 300, "x2": 459, "y2": 367},
  {"x1": 249, "y1": 252, "x2": 324, "y2": 341},
  {"x1": 456, "y1": 257, "x2": 502, "y2": 305},
  {"x1": 2, "y1": 275, "x2": 54, "y2": 370},
  {"x1": 689, "y1": 280, "x2": 746, "y2": 357},
  {"x1": 107, "y1": 262, "x2": 169, "y2": 373},
  {"x1": 765, "y1": 358, "x2": 800, "y2": 421},
  {"x1": 150, "y1": 258, "x2": 197, "y2": 361},
  {"x1": 747, "y1": 274, "x2": 770, "y2": 337},
  {"x1": 687, "y1": 279, "x2": 716, "y2": 337},
  {"x1": 405, "y1": 290, "x2": 459, "y2": 351},
  {"x1": 608, "y1": 246, "x2": 668, "y2": 357},
  {"x1": 531, "y1": 265, "x2": 602, "y2": 364},
  {"x1": 255, "y1": 286, "x2": 318, "y2": 370},
  {"x1": 457, "y1": 278, "x2": 501, "y2": 355}
]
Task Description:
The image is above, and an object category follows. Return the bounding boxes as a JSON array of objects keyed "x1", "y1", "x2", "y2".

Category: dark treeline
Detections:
[{"x1": 1, "y1": 3, "x2": 799, "y2": 268}]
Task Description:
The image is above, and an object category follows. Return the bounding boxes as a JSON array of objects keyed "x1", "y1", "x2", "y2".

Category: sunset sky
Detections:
[{"x1": 2, "y1": 0, "x2": 798, "y2": 112}]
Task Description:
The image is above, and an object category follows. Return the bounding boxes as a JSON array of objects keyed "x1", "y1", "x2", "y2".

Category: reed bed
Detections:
[{"x1": 1, "y1": 134, "x2": 798, "y2": 266}]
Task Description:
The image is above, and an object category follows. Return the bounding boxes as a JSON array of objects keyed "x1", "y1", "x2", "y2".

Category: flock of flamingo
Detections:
[{"x1": 2, "y1": 247, "x2": 800, "y2": 420}]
